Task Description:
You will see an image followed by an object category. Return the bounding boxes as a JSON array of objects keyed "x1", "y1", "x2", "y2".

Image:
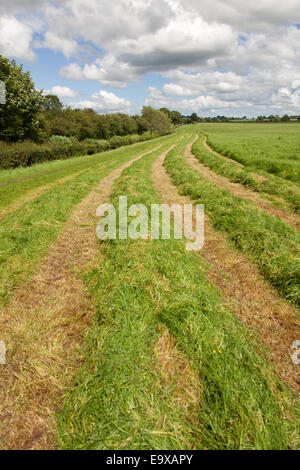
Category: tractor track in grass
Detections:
[
  {"x1": 0, "y1": 158, "x2": 98, "y2": 187},
  {"x1": 203, "y1": 135, "x2": 243, "y2": 166},
  {"x1": 152, "y1": 138, "x2": 300, "y2": 391},
  {"x1": 203, "y1": 136, "x2": 268, "y2": 184},
  {"x1": 0, "y1": 169, "x2": 88, "y2": 222},
  {"x1": 189, "y1": 137, "x2": 300, "y2": 230},
  {"x1": 0, "y1": 144, "x2": 163, "y2": 450}
]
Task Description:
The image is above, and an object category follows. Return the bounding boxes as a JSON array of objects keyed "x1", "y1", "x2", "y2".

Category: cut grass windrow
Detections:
[
  {"x1": 0, "y1": 136, "x2": 172, "y2": 215},
  {"x1": 195, "y1": 134, "x2": 300, "y2": 214},
  {"x1": 0, "y1": 137, "x2": 174, "y2": 306},
  {"x1": 202, "y1": 123, "x2": 300, "y2": 185},
  {"x1": 0, "y1": 169, "x2": 88, "y2": 222},
  {"x1": 0, "y1": 139, "x2": 176, "y2": 450},
  {"x1": 165, "y1": 138, "x2": 300, "y2": 306},
  {"x1": 189, "y1": 136, "x2": 300, "y2": 230},
  {"x1": 153, "y1": 136, "x2": 300, "y2": 391},
  {"x1": 58, "y1": 131, "x2": 300, "y2": 450}
]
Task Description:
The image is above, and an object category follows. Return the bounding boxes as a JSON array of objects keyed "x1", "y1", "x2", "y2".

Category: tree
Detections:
[
  {"x1": 141, "y1": 106, "x2": 171, "y2": 135},
  {"x1": 190, "y1": 112, "x2": 199, "y2": 122},
  {"x1": 170, "y1": 110, "x2": 183, "y2": 125},
  {"x1": 281, "y1": 114, "x2": 290, "y2": 122},
  {"x1": 132, "y1": 115, "x2": 148, "y2": 134},
  {"x1": 0, "y1": 55, "x2": 44, "y2": 142},
  {"x1": 42, "y1": 95, "x2": 63, "y2": 114},
  {"x1": 268, "y1": 114, "x2": 280, "y2": 122},
  {"x1": 159, "y1": 107, "x2": 172, "y2": 119}
]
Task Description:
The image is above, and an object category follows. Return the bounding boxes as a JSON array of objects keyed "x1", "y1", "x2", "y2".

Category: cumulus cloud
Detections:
[
  {"x1": 0, "y1": 0, "x2": 46, "y2": 14},
  {"x1": 70, "y1": 90, "x2": 132, "y2": 113},
  {"x1": 36, "y1": 31, "x2": 78, "y2": 58},
  {"x1": 178, "y1": 0, "x2": 300, "y2": 33},
  {"x1": 2, "y1": 0, "x2": 300, "y2": 114},
  {"x1": 59, "y1": 56, "x2": 140, "y2": 88},
  {"x1": 145, "y1": 86, "x2": 252, "y2": 115},
  {"x1": 46, "y1": 85, "x2": 79, "y2": 97},
  {"x1": 0, "y1": 16, "x2": 35, "y2": 60}
]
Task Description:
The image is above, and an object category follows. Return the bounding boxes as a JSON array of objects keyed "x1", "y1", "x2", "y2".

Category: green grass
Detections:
[
  {"x1": 57, "y1": 130, "x2": 300, "y2": 450},
  {"x1": 0, "y1": 136, "x2": 174, "y2": 305},
  {"x1": 164, "y1": 138, "x2": 300, "y2": 305},
  {"x1": 201, "y1": 122, "x2": 300, "y2": 184},
  {"x1": 193, "y1": 134, "x2": 300, "y2": 214},
  {"x1": 0, "y1": 136, "x2": 172, "y2": 213}
]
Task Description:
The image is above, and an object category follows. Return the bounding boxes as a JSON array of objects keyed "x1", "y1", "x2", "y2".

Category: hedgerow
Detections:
[{"x1": 0, "y1": 132, "x2": 159, "y2": 169}]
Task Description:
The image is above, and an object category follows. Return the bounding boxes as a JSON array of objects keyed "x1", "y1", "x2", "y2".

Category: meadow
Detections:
[
  {"x1": 202, "y1": 122, "x2": 300, "y2": 185},
  {"x1": 0, "y1": 124, "x2": 299, "y2": 450}
]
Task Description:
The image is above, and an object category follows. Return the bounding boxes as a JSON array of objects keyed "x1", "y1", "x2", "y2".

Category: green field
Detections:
[
  {"x1": 202, "y1": 123, "x2": 300, "y2": 184},
  {"x1": 0, "y1": 125, "x2": 299, "y2": 450}
]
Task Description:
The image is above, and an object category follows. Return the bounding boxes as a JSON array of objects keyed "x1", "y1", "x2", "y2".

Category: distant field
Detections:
[{"x1": 201, "y1": 123, "x2": 300, "y2": 184}]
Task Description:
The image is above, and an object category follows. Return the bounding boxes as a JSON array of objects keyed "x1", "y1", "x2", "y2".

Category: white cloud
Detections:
[
  {"x1": 59, "y1": 58, "x2": 137, "y2": 88},
  {"x1": 163, "y1": 84, "x2": 194, "y2": 96},
  {"x1": 145, "y1": 86, "x2": 252, "y2": 115},
  {"x1": 0, "y1": 0, "x2": 46, "y2": 14},
  {"x1": 46, "y1": 85, "x2": 79, "y2": 97},
  {"x1": 0, "y1": 16, "x2": 35, "y2": 60},
  {"x1": 2, "y1": 1, "x2": 300, "y2": 115},
  {"x1": 181, "y1": 0, "x2": 300, "y2": 31},
  {"x1": 36, "y1": 31, "x2": 78, "y2": 58},
  {"x1": 71, "y1": 89, "x2": 132, "y2": 113}
]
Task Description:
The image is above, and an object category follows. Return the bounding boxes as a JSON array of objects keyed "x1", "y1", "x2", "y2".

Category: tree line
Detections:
[
  {"x1": 1, "y1": 54, "x2": 299, "y2": 147},
  {"x1": 0, "y1": 55, "x2": 173, "y2": 144}
]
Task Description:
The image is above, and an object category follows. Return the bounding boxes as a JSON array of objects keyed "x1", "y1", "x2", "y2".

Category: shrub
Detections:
[
  {"x1": 50, "y1": 135, "x2": 78, "y2": 145},
  {"x1": 83, "y1": 138, "x2": 111, "y2": 154},
  {"x1": 0, "y1": 131, "x2": 161, "y2": 169}
]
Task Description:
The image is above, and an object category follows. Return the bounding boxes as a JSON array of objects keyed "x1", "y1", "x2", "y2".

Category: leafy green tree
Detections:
[
  {"x1": 42, "y1": 95, "x2": 63, "y2": 113},
  {"x1": 281, "y1": 114, "x2": 290, "y2": 122},
  {"x1": 190, "y1": 112, "x2": 199, "y2": 122},
  {"x1": 170, "y1": 110, "x2": 183, "y2": 125},
  {"x1": 159, "y1": 107, "x2": 172, "y2": 119},
  {"x1": 0, "y1": 55, "x2": 44, "y2": 142},
  {"x1": 132, "y1": 115, "x2": 148, "y2": 134},
  {"x1": 142, "y1": 106, "x2": 171, "y2": 134}
]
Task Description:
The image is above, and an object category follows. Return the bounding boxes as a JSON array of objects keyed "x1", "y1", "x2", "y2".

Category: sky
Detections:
[{"x1": 1, "y1": 0, "x2": 300, "y2": 117}]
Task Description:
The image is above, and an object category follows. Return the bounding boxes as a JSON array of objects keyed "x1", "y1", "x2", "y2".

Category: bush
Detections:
[
  {"x1": 50, "y1": 135, "x2": 78, "y2": 145},
  {"x1": 0, "y1": 140, "x2": 87, "y2": 169},
  {"x1": 109, "y1": 133, "x2": 154, "y2": 149},
  {"x1": 83, "y1": 138, "x2": 111, "y2": 154},
  {"x1": 0, "y1": 132, "x2": 161, "y2": 169}
]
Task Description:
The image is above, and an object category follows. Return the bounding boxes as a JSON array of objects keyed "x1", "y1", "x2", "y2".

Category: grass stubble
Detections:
[
  {"x1": 57, "y1": 131, "x2": 300, "y2": 450},
  {"x1": 0, "y1": 138, "x2": 176, "y2": 449}
]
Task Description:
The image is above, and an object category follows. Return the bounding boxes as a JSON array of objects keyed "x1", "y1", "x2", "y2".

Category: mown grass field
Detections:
[
  {"x1": 0, "y1": 125, "x2": 299, "y2": 450},
  {"x1": 202, "y1": 122, "x2": 300, "y2": 185}
]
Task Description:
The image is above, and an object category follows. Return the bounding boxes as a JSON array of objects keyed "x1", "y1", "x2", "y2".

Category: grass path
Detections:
[
  {"x1": 57, "y1": 131, "x2": 299, "y2": 450},
  {"x1": 0, "y1": 139, "x2": 171, "y2": 307},
  {"x1": 196, "y1": 134, "x2": 300, "y2": 214},
  {"x1": 153, "y1": 137, "x2": 300, "y2": 390},
  {"x1": 204, "y1": 135, "x2": 243, "y2": 167},
  {"x1": 165, "y1": 138, "x2": 300, "y2": 305},
  {"x1": 1, "y1": 128, "x2": 299, "y2": 450},
  {"x1": 188, "y1": 137, "x2": 300, "y2": 230},
  {"x1": 0, "y1": 143, "x2": 166, "y2": 450},
  {"x1": 0, "y1": 169, "x2": 88, "y2": 222}
]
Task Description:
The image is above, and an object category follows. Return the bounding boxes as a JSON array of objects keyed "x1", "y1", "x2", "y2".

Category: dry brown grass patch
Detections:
[{"x1": 154, "y1": 327, "x2": 201, "y2": 415}]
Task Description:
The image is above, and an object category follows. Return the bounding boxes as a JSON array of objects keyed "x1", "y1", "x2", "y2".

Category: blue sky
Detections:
[{"x1": 1, "y1": 0, "x2": 300, "y2": 117}]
